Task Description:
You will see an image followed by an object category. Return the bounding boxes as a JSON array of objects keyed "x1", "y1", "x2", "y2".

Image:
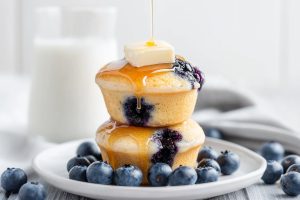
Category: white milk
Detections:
[{"x1": 28, "y1": 7, "x2": 117, "y2": 142}]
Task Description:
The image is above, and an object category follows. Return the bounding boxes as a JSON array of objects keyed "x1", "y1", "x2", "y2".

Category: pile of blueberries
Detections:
[
  {"x1": 259, "y1": 141, "x2": 300, "y2": 196},
  {"x1": 205, "y1": 127, "x2": 300, "y2": 197},
  {"x1": 0, "y1": 168, "x2": 46, "y2": 200},
  {"x1": 67, "y1": 141, "x2": 240, "y2": 186}
]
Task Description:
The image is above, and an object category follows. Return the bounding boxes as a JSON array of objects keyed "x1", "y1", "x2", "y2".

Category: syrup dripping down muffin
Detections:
[
  {"x1": 96, "y1": 57, "x2": 204, "y2": 127},
  {"x1": 96, "y1": 119, "x2": 205, "y2": 184}
]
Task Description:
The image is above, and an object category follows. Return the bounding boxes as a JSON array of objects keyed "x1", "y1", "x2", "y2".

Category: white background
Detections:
[{"x1": 0, "y1": 0, "x2": 300, "y2": 90}]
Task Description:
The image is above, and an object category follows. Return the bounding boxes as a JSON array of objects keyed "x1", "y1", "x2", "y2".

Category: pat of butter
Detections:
[{"x1": 124, "y1": 40, "x2": 175, "y2": 67}]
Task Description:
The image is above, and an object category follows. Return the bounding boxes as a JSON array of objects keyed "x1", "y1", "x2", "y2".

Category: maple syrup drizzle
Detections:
[
  {"x1": 97, "y1": 0, "x2": 178, "y2": 109},
  {"x1": 150, "y1": 0, "x2": 154, "y2": 40},
  {"x1": 98, "y1": 60, "x2": 174, "y2": 110},
  {"x1": 98, "y1": 121, "x2": 156, "y2": 175},
  {"x1": 146, "y1": 0, "x2": 155, "y2": 46}
]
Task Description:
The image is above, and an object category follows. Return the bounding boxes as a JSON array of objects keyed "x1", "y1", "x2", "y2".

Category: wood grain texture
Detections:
[{"x1": 1, "y1": 175, "x2": 300, "y2": 200}]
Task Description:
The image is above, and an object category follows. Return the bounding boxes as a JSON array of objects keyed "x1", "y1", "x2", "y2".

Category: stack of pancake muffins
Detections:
[{"x1": 95, "y1": 41, "x2": 205, "y2": 184}]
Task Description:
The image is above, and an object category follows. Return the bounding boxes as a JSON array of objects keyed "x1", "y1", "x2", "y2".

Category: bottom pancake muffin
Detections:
[{"x1": 96, "y1": 119, "x2": 205, "y2": 184}]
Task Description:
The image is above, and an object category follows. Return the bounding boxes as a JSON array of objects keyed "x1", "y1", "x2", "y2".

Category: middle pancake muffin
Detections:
[{"x1": 96, "y1": 119, "x2": 205, "y2": 184}]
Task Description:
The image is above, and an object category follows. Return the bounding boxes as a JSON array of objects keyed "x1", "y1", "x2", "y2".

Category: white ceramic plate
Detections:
[{"x1": 33, "y1": 138, "x2": 266, "y2": 200}]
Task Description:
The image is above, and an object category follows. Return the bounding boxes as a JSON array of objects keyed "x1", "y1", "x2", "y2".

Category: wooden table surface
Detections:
[{"x1": 1, "y1": 175, "x2": 300, "y2": 200}]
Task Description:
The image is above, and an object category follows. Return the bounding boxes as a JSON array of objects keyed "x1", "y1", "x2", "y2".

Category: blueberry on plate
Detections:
[
  {"x1": 168, "y1": 166, "x2": 197, "y2": 186},
  {"x1": 259, "y1": 141, "x2": 284, "y2": 161},
  {"x1": 261, "y1": 160, "x2": 283, "y2": 184},
  {"x1": 67, "y1": 156, "x2": 90, "y2": 172},
  {"x1": 281, "y1": 155, "x2": 300, "y2": 173},
  {"x1": 287, "y1": 164, "x2": 300, "y2": 173},
  {"x1": 69, "y1": 166, "x2": 87, "y2": 182},
  {"x1": 197, "y1": 146, "x2": 219, "y2": 162},
  {"x1": 198, "y1": 159, "x2": 221, "y2": 173},
  {"x1": 19, "y1": 182, "x2": 46, "y2": 200},
  {"x1": 196, "y1": 167, "x2": 219, "y2": 184},
  {"x1": 1, "y1": 168, "x2": 27, "y2": 194},
  {"x1": 76, "y1": 141, "x2": 101, "y2": 160},
  {"x1": 114, "y1": 164, "x2": 143, "y2": 186},
  {"x1": 148, "y1": 163, "x2": 172, "y2": 186},
  {"x1": 86, "y1": 161, "x2": 113, "y2": 185},
  {"x1": 203, "y1": 128, "x2": 223, "y2": 139},
  {"x1": 280, "y1": 172, "x2": 300, "y2": 196},
  {"x1": 217, "y1": 150, "x2": 240, "y2": 175}
]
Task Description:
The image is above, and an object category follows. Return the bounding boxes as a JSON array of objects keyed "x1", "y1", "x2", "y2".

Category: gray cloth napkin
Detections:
[{"x1": 193, "y1": 78, "x2": 300, "y2": 154}]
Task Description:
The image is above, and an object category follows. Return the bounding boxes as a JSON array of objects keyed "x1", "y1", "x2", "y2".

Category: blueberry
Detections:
[
  {"x1": 151, "y1": 129, "x2": 182, "y2": 166},
  {"x1": 86, "y1": 161, "x2": 113, "y2": 185},
  {"x1": 185, "y1": 63, "x2": 193, "y2": 72},
  {"x1": 280, "y1": 172, "x2": 300, "y2": 196},
  {"x1": 76, "y1": 141, "x2": 101, "y2": 160},
  {"x1": 18, "y1": 182, "x2": 46, "y2": 200},
  {"x1": 197, "y1": 146, "x2": 219, "y2": 162},
  {"x1": 123, "y1": 96, "x2": 154, "y2": 126},
  {"x1": 260, "y1": 141, "x2": 284, "y2": 161},
  {"x1": 261, "y1": 160, "x2": 283, "y2": 184},
  {"x1": 281, "y1": 155, "x2": 300, "y2": 173},
  {"x1": 1, "y1": 168, "x2": 27, "y2": 194},
  {"x1": 85, "y1": 155, "x2": 98, "y2": 163},
  {"x1": 287, "y1": 164, "x2": 300, "y2": 173},
  {"x1": 217, "y1": 150, "x2": 240, "y2": 175},
  {"x1": 69, "y1": 166, "x2": 87, "y2": 182},
  {"x1": 168, "y1": 166, "x2": 197, "y2": 186},
  {"x1": 196, "y1": 167, "x2": 219, "y2": 184},
  {"x1": 193, "y1": 66, "x2": 205, "y2": 91},
  {"x1": 172, "y1": 58, "x2": 204, "y2": 91},
  {"x1": 148, "y1": 163, "x2": 172, "y2": 186},
  {"x1": 203, "y1": 128, "x2": 223, "y2": 139},
  {"x1": 198, "y1": 159, "x2": 221, "y2": 173},
  {"x1": 114, "y1": 164, "x2": 143, "y2": 186},
  {"x1": 67, "y1": 156, "x2": 90, "y2": 172}
]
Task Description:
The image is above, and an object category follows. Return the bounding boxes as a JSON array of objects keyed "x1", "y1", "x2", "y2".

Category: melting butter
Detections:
[{"x1": 124, "y1": 40, "x2": 175, "y2": 67}]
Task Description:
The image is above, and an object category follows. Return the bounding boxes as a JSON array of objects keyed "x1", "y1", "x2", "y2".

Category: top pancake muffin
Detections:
[{"x1": 96, "y1": 57, "x2": 204, "y2": 127}]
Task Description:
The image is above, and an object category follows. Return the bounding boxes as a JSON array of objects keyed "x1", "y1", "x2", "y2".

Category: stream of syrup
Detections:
[
  {"x1": 98, "y1": 0, "x2": 175, "y2": 110},
  {"x1": 147, "y1": 0, "x2": 155, "y2": 46}
]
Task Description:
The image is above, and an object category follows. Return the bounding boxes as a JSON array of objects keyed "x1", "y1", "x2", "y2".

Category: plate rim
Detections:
[{"x1": 32, "y1": 138, "x2": 266, "y2": 199}]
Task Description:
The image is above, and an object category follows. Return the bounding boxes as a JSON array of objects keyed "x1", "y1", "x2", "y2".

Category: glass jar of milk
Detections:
[{"x1": 28, "y1": 6, "x2": 117, "y2": 142}]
